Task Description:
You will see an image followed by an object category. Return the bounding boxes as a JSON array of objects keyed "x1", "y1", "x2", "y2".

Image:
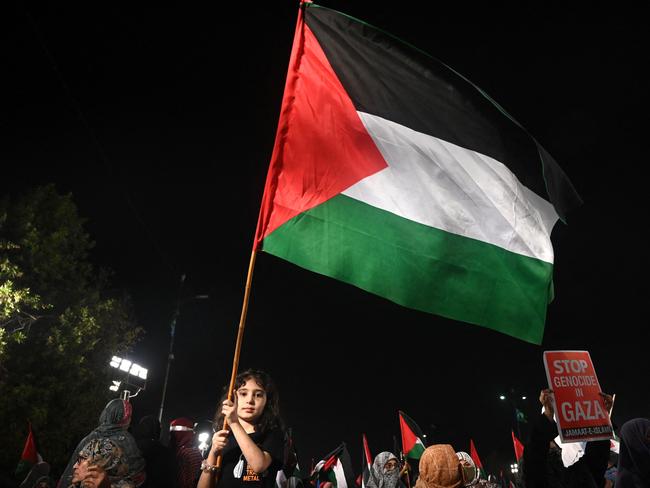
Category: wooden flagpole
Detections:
[{"x1": 213, "y1": 247, "x2": 258, "y2": 482}]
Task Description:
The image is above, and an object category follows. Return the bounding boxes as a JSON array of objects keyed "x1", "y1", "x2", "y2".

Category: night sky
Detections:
[{"x1": 4, "y1": 1, "x2": 648, "y2": 478}]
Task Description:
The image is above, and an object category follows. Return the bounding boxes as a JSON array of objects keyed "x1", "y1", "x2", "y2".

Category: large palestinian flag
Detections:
[{"x1": 255, "y1": 2, "x2": 581, "y2": 344}]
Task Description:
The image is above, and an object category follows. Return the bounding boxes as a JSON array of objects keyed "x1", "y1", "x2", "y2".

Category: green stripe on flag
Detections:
[
  {"x1": 407, "y1": 441, "x2": 425, "y2": 460},
  {"x1": 263, "y1": 194, "x2": 553, "y2": 344}
]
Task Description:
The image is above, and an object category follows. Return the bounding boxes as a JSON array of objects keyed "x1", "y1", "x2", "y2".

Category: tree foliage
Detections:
[
  {"x1": 0, "y1": 185, "x2": 143, "y2": 479},
  {"x1": 0, "y1": 240, "x2": 46, "y2": 357}
]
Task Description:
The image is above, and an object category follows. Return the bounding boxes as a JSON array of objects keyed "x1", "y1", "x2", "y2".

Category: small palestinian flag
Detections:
[
  {"x1": 511, "y1": 431, "x2": 525, "y2": 462},
  {"x1": 361, "y1": 434, "x2": 372, "y2": 488},
  {"x1": 15, "y1": 423, "x2": 42, "y2": 479},
  {"x1": 469, "y1": 439, "x2": 486, "y2": 479},
  {"x1": 312, "y1": 443, "x2": 356, "y2": 488},
  {"x1": 399, "y1": 411, "x2": 425, "y2": 460},
  {"x1": 277, "y1": 428, "x2": 303, "y2": 488}
]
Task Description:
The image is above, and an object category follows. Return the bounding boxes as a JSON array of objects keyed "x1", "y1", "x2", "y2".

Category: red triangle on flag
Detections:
[
  {"x1": 322, "y1": 454, "x2": 338, "y2": 472},
  {"x1": 21, "y1": 423, "x2": 38, "y2": 465},
  {"x1": 511, "y1": 431, "x2": 524, "y2": 461},
  {"x1": 362, "y1": 434, "x2": 372, "y2": 467},
  {"x1": 469, "y1": 439, "x2": 484, "y2": 470},
  {"x1": 254, "y1": 7, "x2": 388, "y2": 249},
  {"x1": 361, "y1": 433, "x2": 372, "y2": 488}
]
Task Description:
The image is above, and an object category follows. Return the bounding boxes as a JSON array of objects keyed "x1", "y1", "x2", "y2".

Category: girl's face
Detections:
[{"x1": 236, "y1": 377, "x2": 268, "y2": 424}]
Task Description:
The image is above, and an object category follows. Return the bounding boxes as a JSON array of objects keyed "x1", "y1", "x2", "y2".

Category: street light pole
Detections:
[
  {"x1": 157, "y1": 275, "x2": 210, "y2": 424},
  {"x1": 158, "y1": 274, "x2": 185, "y2": 423},
  {"x1": 499, "y1": 388, "x2": 527, "y2": 440}
]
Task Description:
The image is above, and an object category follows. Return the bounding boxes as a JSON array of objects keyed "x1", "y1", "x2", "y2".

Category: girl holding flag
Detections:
[{"x1": 198, "y1": 369, "x2": 285, "y2": 488}]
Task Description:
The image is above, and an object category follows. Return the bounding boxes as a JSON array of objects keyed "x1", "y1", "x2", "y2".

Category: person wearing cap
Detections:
[{"x1": 169, "y1": 417, "x2": 203, "y2": 488}]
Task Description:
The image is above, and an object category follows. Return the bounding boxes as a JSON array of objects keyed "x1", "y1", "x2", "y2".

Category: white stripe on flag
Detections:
[
  {"x1": 342, "y1": 112, "x2": 559, "y2": 263},
  {"x1": 333, "y1": 460, "x2": 347, "y2": 488},
  {"x1": 276, "y1": 469, "x2": 287, "y2": 488}
]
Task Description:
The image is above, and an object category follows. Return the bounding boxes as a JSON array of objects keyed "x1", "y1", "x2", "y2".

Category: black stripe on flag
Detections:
[{"x1": 304, "y1": 4, "x2": 581, "y2": 221}]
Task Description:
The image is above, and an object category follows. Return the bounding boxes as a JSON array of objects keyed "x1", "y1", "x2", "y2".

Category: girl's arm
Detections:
[
  {"x1": 197, "y1": 429, "x2": 230, "y2": 488},
  {"x1": 229, "y1": 421, "x2": 273, "y2": 474},
  {"x1": 222, "y1": 396, "x2": 272, "y2": 473}
]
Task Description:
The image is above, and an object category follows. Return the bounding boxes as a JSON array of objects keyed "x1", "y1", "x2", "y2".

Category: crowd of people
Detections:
[{"x1": 7, "y1": 370, "x2": 650, "y2": 488}]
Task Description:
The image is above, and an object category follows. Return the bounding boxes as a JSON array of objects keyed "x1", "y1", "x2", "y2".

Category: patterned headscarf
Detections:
[
  {"x1": 367, "y1": 452, "x2": 400, "y2": 488},
  {"x1": 75, "y1": 438, "x2": 134, "y2": 488},
  {"x1": 60, "y1": 399, "x2": 145, "y2": 488},
  {"x1": 414, "y1": 445, "x2": 462, "y2": 488}
]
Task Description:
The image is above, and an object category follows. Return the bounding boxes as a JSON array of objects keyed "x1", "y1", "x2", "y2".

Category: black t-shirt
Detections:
[{"x1": 217, "y1": 428, "x2": 285, "y2": 488}]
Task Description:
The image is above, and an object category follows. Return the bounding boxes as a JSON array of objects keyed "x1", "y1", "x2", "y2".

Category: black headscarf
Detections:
[{"x1": 616, "y1": 418, "x2": 650, "y2": 488}]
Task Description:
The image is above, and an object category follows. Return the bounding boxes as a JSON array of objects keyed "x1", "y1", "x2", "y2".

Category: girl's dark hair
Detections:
[{"x1": 213, "y1": 369, "x2": 283, "y2": 434}]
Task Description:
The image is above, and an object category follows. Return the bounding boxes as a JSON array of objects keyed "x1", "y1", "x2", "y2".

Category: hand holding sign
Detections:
[
  {"x1": 599, "y1": 392, "x2": 614, "y2": 413},
  {"x1": 539, "y1": 388, "x2": 554, "y2": 420},
  {"x1": 543, "y1": 350, "x2": 613, "y2": 443}
]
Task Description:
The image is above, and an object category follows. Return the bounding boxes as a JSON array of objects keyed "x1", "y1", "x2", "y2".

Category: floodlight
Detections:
[
  {"x1": 108, "y1": 356, "x2": 148, "y2": 394},
  {"x1": 499, "y1": 395, "x2": 506, "y2": 400},
  {"x1": 198, "y1": 432, "x2": 210, "y2": 453},
  {"x1": 109, "y1": 380, "x2": 121, "y2": 392}
]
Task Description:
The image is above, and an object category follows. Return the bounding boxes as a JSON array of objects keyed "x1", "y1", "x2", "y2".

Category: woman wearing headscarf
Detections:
[
  {"x1": 58, "y1": 399, "x2": 146, "y2": 488},
  {"x1": 414, "y1": 445, "x2": 464, "y2": 488},
  {"x1": 70, "y1": 438, "x2": 131, "y2": 488},
  {"x1": 169, "y1": 417, "x2": 202, "y2": 488},
  {"x1": 616, "y1": 418, "x2": 650, "y2": 488},
  {"x1": 367, "y1": 452, "x2": 401, "y2": 488}
]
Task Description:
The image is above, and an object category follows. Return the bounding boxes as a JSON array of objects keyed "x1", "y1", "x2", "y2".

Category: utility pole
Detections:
[
  {"x1": 158, "y1": 274, "x2": 209, "y2": 424},
  {"x1": 158, "y1": 274, "x2": 186, "y2": 423},
  {"x1": 499, "y1": 388, "x2": 527, "y2": 440}
]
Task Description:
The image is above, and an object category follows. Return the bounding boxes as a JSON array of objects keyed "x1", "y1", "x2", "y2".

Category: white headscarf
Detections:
[{"x1": 367, "y1": 452, "x2": 400, "y2": 488}]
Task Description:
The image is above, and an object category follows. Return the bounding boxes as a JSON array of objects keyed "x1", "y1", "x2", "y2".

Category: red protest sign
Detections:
[{"x1": 543, "y1": 350, "x2": 613, "y2": 442}]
